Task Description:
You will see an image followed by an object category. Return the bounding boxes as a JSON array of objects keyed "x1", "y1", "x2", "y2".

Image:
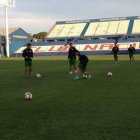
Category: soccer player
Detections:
[
  {"x1": 22, "y1": 43, "x2": 33, "y2": 77},
  {"x1": 128, "y1": 44, "x2": 135, "y2": 61},
  {"x1": 112, "y1": 44, "x2": 119, "y2": 63},
  {"x1": 68, "y1": 43, "x2": 77, "y2": 74},
  {"x1": 73, "y1": 50, "x2": 92, "y2": 80}
]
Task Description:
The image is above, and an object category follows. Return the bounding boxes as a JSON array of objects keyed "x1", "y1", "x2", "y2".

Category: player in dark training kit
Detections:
[
  {"x1": 68, "y1": 43, "x2": 77, "y2": 74},
  {"x1": 22, "y1": 43, "x2": 33, "y2": 77},
  {"x1": 128, "y1": 44, "x2": 135, "y2": 61},
  {"x1": 112, "y1": 44, "x2": 119, "y2": 63},
  {"x1": 73, "y1": 50, "x2": 92, "y2": 80}
]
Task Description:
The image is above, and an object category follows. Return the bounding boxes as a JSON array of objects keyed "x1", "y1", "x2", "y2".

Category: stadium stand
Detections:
[
  {"x1": 47, "y1": 23, "x2": 86, "y2": 38},
  {"x1": 46, "y1": 19, "x2": 131, "y2": 39},
  {"x1": 5, "y1": 16, "x2": 140, "y2": 56}
]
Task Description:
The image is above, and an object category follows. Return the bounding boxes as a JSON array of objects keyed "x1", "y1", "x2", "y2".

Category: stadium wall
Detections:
[{"x1": 13, "y1": 41, "x2": 140, "y2": 57}]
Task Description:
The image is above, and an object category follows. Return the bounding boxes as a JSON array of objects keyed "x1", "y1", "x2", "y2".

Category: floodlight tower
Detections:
[{"x1": 0, "y1": 0, "x2": 15, "y2": 57}]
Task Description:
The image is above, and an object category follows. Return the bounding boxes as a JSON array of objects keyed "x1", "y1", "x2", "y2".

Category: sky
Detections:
[{"x1": 0, "y1": 0, "x2": 140, "y2": 34}]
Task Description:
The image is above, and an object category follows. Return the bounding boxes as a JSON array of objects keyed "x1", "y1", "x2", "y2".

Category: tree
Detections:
[{"x1": 33, "y1": 32, "x2": 47, "y2": 39}]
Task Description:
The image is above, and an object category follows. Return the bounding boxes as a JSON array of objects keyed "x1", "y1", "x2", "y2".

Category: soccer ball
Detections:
[
  {"x1": 36, "y1": 73, "x2": 41, "y2": 79},
  {"x1": 25, "y1": 92, "x2": 32, "y2": 100},
  {"x1": 83, "y1": 74, "x2": 88, "y2": 79},
  {"x1": 108, "y1": 72, "x2": 112, "y2": 77}
]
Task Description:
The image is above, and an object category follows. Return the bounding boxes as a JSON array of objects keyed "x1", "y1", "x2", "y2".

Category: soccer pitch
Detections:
[{"x1": 0, "y1": 55, "x2": 140, "y2": 140}]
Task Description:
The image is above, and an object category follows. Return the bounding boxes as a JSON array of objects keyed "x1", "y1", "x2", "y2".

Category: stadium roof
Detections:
[{"x1": 0, "y1": 27, "x2": 19, "y2": 36}]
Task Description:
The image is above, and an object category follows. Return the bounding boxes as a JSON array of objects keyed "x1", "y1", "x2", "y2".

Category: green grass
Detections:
[
  {"x1": 1, "y1": 54, "x2": 140, "y2": 61},
  {"x1": 0, "y1": 55, "x2": 140, "y2": 140}
]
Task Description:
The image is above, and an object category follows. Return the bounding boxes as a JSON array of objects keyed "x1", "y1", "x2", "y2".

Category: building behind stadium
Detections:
[{"x1": 0, "y1": 27, "x2": 33, "y2": 57}]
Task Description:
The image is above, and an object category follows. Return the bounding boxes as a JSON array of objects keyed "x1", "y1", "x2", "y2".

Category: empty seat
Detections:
[
  {"x1": 47, "y1": 23, "x2": 86, "y2": 38},
  {"x1": 132, "y1": 20, "x2": 140, "y2": 34}
]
